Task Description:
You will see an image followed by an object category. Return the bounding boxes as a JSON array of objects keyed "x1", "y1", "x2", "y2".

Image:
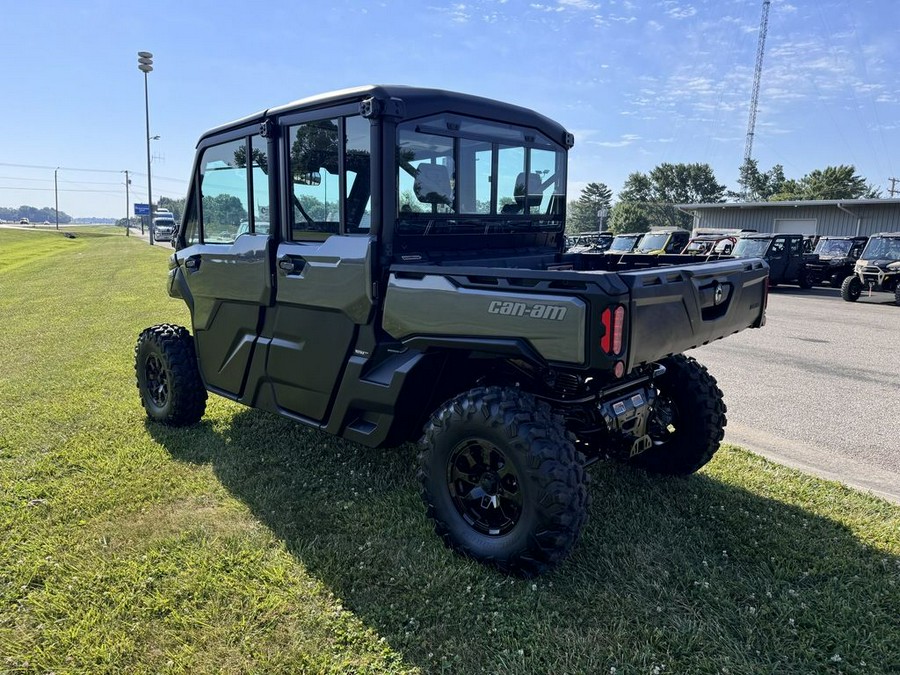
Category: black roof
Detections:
[{"x1": 198, "y1": 85, "x2": 571, "y2": 148}]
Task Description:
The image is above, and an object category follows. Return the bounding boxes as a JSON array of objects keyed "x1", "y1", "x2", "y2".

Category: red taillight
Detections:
[
  {"x1": 600, "y1": 305, "x2": 626, "y2": 356},
  {"x1": 601, "y1": 308, "x2": 612, "y2": 353},
  {"x1": 612, "y1": 305, "x2": 625, "y2": 354}
]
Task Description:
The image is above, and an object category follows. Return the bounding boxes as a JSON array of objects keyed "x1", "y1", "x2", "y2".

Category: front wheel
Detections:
[
  {"x1": 629, "y1": 355, "x2": 726, "y2": 476},
  {"x1": 135, "y1": 324, "x2": 207, "y2": 425},
  {"x1": 841, "y1": 275, "x2": 862, "y2": 302},
  {"x1": 418, "y1": 387, "x2": 589, "y2": 577},
  {"x1": 798, "y1": 271, "x2": 813, "y2": 289}
]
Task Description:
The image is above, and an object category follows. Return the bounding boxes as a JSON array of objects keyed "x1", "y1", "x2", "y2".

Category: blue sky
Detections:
[{"x1": 1, "y1": 0, "x2": 898, "y2": 218}]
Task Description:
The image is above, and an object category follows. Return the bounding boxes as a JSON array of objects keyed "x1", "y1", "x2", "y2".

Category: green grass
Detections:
[{"x1": 1, "y1": 228, "x2": 898, "y2": 674}]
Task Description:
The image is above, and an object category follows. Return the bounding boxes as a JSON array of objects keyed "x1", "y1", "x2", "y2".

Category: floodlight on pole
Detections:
[{"x1": 138, "y1": 51, "x2": 155, "y2": 245}]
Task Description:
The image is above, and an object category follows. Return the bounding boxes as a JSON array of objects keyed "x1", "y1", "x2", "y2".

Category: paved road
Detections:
[{"x1": 689, "y1": 284, "x2": 900, "y2": 503}]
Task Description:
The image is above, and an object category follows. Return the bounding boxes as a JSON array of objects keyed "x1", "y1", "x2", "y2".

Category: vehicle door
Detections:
[
  {"x1": 266, "y1": 111, "x2": 375, "y2": 423},
  {"x1": 766, "y1": 237, "x2": 788, "y2": 281},
  {"x1": 174, "y1": 129, "x2": 274, "y2": 398},
  {"x1": 785, "y1": 236, "x2": 803, "y2": 279}
]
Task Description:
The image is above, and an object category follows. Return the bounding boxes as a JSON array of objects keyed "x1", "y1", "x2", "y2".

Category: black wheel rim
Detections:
[
  {"x1": 447, "y1": 438, "x2": 523, "y2": 536},
  {"x1": 145, "y1": 353, "x2": 169, "y2": 409}
]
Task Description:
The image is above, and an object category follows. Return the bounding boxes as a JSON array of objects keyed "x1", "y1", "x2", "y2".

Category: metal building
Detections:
[{"x1": 677, "y1": 199, "x2": 900, "y2": 237}]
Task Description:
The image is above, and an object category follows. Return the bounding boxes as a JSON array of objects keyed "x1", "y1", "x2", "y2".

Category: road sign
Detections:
[{"x1": 134, "y1": 203, "x2": 150, "y2": 216}]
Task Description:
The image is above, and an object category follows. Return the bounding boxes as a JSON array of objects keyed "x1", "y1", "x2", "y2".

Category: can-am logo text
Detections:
[{"x1": 487, "y1": 300, "x2": 567, "y2": 321}]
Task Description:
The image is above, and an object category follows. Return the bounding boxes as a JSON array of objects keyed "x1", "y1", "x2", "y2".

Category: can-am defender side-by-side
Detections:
[
  {"x1": 804, "y1": 236, "x2": 867, "y2": 287},
  {"x1": 135, "y1": 86, "x2": 768, "y2": 576},
  {"x1": 840, "y1": 232, "x2": 900, "y2": 305}
]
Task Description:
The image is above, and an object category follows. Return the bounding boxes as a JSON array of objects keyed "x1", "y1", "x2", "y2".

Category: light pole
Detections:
[
  {"x1": 597, "y1": 206, "x2": 608, "y2": 235},
  {"x1": 54, "y1": 167, "x2": 59, "y2": 230},
  {"x1": 138, "y1": 51, "x2": 155, "y2": 245},
  {"x1": 122, "y1": 170, "x2": 131, "y2": 237}
]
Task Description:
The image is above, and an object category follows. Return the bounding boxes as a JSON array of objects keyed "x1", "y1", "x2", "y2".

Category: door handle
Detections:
[
  {"x1": 278, "y1": 255, "x2": 306, "y2": 274},
  {"x1": 184, "y1": 255, "x2": 201, "y2": 270}
]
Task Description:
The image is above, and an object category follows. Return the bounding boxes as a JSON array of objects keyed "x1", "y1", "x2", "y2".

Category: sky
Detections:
[{"x1": 1, "y1": 0, "x2": 898, "y2": 218}]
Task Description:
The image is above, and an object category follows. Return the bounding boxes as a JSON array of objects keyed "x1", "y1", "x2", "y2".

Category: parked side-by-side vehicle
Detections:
[
  {"x1": 840, "y1": 232, "x2": 900, "y2": 305},
  {"x1": 135, "y1": 85, "x2": 768, "y2": 576}
]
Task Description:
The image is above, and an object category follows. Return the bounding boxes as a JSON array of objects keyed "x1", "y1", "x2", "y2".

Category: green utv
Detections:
[{"x1": 135, "y1": 86, "x2": 768, "y2": 576}]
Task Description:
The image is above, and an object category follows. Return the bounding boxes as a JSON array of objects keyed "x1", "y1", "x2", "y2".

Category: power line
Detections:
[
  {"x1": 0, "y1": 186, "x2": 123, "y2": 194},
  {"x1": 0, "y1": 162, "x2": 189, "y2": 184}
]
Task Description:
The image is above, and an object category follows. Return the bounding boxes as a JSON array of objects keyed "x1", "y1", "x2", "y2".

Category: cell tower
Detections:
[{"x1": 744, "y1": 0, "x2": 771, "y2": 165}]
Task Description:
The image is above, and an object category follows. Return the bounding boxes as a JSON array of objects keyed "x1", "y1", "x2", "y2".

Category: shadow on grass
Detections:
[{"x1": 148, "y1": 411, "x2": 900, "y2": 674}]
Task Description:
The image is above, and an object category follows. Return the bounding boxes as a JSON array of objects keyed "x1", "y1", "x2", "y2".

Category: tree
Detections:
[
  {"x1": 158, "y1": 196, "x2": 185, "y2": 221},
  {"x1": 608, "y1": 201, "x2": 652, "y2": 234},
  {"x1": 202, "y1": 194, "x2": 246, "y2": 229},
  {"x1": 729, "y1": 159, "x2": 786, "y2": 201},
  {"x1": 618, "y1": 163, "x2": 726, "y2": 229},
  {"x1": 745, "y1": 164, "x2": 882, "y2": 202},
  {"x1": 566, "y1": 182, "x2": 613, "y2": 233}
]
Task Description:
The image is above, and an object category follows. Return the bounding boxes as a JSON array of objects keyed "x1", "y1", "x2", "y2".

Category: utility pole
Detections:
[
  {"x1": 54, "y1": 167, "x2": 60, "y2": 230},
  {"x1": 123, "y1": 170, "x2": 131, "y2": 237},
  {"x1": 889, "y1": 177, "x2": 899, "y2": 198}
]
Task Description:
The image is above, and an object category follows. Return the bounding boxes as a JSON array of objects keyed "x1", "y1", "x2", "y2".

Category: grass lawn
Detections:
[{"x1": 1, "y1": 228, "x2": 898, "y2": 674}]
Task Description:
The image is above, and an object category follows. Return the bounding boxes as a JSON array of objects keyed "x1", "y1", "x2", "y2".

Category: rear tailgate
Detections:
[{"x1": 618, "y1": 257, "x2": 768, "y2": 369}]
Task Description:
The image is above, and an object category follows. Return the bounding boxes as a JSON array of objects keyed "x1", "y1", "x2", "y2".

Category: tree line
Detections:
[
  {"x1": 567, "y1": 161, "x2": 883, "y2": 235},
  {"x1": 0, "y1": 206, "x2": 72, "y2": 224}
]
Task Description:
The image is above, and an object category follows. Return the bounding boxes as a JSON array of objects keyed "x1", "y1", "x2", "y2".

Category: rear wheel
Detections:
[
  {"x1": 418, "y1": 386, "x2": 589, "y2": 576},
  {"x1": 629, "y1": 355, "x2": 725, "y2": 476},
  {"x1": 135, "y1": 324, "x2": 207, "y2": 425},
  {"x1": 798, "y1": 271, "x2": 813, "y2": 289},
  {"x1": 841, "y1": 275, "x2": 862, "y2": 302}
]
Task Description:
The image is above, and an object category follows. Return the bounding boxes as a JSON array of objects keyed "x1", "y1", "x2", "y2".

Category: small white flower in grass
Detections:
[
  {"x1": 788, "y1": 618, "x2": 794, "y2": 626},
  {"x1": 531, "y1": 583, "x2": 537, "y2": 591},
  {"x1": 830, "y1": 654, "x2": 842, "y2": 663},
  {"x1": 517, "y1": 649, "x2": 524, "y2": 656},
  {"x1": 610, "y1": 668, "x2": 617, "y2": 674}
]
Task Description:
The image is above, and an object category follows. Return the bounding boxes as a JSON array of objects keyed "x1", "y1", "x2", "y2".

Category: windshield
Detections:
[
  {"x1": 860, "y1": 236, "x2": 900, "y2": 261},
  {"x1": 732, "y1": 238, "x2": 770, "y2": 258},
  {"x1": 635, "y1": 232, "x2": 669, "y2": 253},
  {"x1": 396, "y1": 114, "x2": 565, "y2": 235},
  {"x1": 814, "y1": 239, "x2": 853, "y2": 257},
  {"x1": 608, "y1": 235, "x2": 640, "y2": 252}
]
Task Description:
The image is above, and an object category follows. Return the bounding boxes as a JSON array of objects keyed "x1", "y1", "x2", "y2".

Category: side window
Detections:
[
  {"x1": 790, "y1": 238, "x2": 801, "y2": 255},
  {"x1": 496, "y1": 145, "x2": 525, "y2": 214},
  {"x1": 288, "y1": 118, "x2": 340, "y2": 240},
  {"x1": 770, "y1": 238, "x2": 785, "y2": 254},
  {"x1": 397, "y1": 128, "x2": 455, "y2": 214},
  {"x1": 182, "y1": 195, "x2": 200, "y2": 245},
  {"x1": 344, "y1": 116, "x2": 372, "y2": 233},
  {"x1": 528, "y1": 148, "x2": 563, "y2": 215},
  {"x1": 200, "y1": 138, "x2": 249, "y2": 244},
  {"x1": 249, "y1": 135, "x2": 270, "y2": 235}
]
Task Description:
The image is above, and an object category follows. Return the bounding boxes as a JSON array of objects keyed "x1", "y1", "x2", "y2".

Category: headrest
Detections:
[
  {"x1": 413, "y1": 163, "x2": 453, "y2": 206},
  {"x1": 514, "y1": 172, "x2": 544, "y2": 208}
]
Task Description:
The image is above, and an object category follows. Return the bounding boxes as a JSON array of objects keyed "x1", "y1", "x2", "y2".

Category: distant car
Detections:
[
  {"x1": 152, "y1": 216, "x2": 176, "y2": 242},
  {"x1": 19, "y1": 218, "x2": 29, "y2": 225}
]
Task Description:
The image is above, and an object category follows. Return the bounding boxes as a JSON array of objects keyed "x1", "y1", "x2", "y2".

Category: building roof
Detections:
[{"x1": 677, "y1": 199, "x2": 900, "y2": 210}]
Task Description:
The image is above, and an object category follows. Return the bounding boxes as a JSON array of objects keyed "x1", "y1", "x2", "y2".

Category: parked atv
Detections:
[
  {"x1": 804, "y1": 236, "x2": 867, "y2": 287},
  {"x1": 134, "y1": 85, "x2": 768, "y2": 576},
  {"x1": 731, "y1": 233, "x2": 812, "y2": 288},
  {"x1": 840, "y1": 232, "x2": 900, "y2": 305}
]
